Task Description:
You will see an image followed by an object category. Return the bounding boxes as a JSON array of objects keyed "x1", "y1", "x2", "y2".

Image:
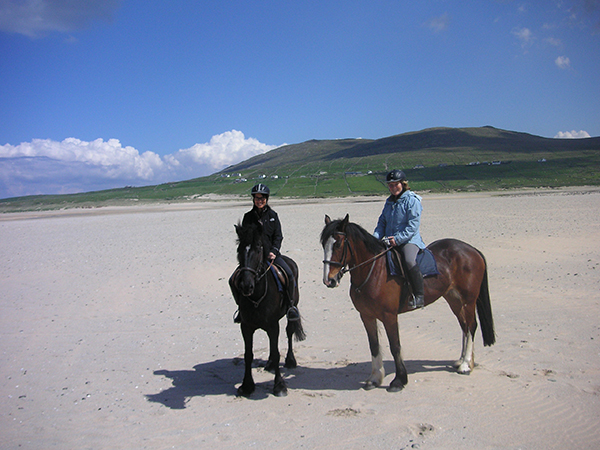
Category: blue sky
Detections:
[{"x1": 1, "y1": 0, "x2": 599, "y2": 198}]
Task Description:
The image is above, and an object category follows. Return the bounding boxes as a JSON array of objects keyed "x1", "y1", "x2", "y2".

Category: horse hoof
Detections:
[
  {"x1": 237, "y1": 384, "x2": 255, "y2": 397},
  {"x1": 284, "y1": 356, "x2": 297, "y2": 369},
  {"x1": 457, "y1": 362, "x2": 472, "y2": 375},
  {"x1": 387, "y1": 384, "x2": 405, "y2": 393},
  {"x1": 273, "y1": 385, "x2": 288, "y2": 397},
  {"x1": 363, "y1": 381, "x2": 379, "y2": 391}
]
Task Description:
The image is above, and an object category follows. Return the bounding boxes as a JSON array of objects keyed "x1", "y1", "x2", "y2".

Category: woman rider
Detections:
[
  {"x1": 235, "y1": 183, "x2": 299, "y2": 322},
  {"x1": 373, "y1": 169, "x2": 425, "y2": 309}
]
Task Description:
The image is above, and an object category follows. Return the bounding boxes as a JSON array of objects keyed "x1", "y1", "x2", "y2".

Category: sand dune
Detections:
[{"x1": 1, "y1": 189, "x2": 599, "y2": 449}]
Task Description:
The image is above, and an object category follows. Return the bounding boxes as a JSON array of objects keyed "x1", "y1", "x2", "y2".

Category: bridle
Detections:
[
  {"x1": 237, "y1": 242, "x2": 273, "y2": 307},
  {"x1": 323, "y1": 230, "x2": 394, "y2": 292},
  {"x1": 322, "y1": 231, "x2": 353, "y2": 274}
]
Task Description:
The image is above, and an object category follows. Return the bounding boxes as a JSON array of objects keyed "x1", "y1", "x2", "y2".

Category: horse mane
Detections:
[
  {"x1": 320, "y1": 217, "x2": 385, "y2": 255},
  {"x1": 235, "y1": 221, "x2": 268, "y2": 265}
]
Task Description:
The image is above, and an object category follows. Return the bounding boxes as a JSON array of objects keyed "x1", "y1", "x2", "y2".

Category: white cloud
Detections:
[
  {"x1": 0, "y1": 130, "x2": 280, "y2": 198},
  {"x1": 555, "y1": 55, "x2": 571, "y2": 69},
  {"x1": 512, "y1": 27, "x2": 534, "y2": 47},
  {"x1": 0, "y1": 0, "x2": 121, "y2": 38},
  {"x1": 554, "y1": 130, "x2": 591, "y2": 138},
  {"x1": 426, "y1": 13, "x2": 450, "y2": 33},
  {"x1": 167, "y1": 130, "x2": 277, "y2": 172}
]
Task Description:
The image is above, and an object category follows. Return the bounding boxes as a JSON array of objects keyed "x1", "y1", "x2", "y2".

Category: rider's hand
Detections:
[
  {"x1": 383, "y1": 236, "x2": 396, "y2": 247},
  {"x1": 268, "y1": 252, "x2": 276, "y2": 261}
]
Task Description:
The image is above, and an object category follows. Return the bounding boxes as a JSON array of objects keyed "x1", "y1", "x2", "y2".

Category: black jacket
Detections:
[{"x1": 242, "y1": 205, "x2": 284, "y2": 257}]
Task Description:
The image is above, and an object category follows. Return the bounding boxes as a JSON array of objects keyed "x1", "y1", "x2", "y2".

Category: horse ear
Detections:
[
  {"x1": 325, "y1": 215, "x2": 331, "y2": 225},
  {"x1": 339, "y1": 214, "x2": 349, "y2": 232}
]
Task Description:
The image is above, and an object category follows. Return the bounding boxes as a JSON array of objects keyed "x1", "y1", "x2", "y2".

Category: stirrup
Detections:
[{"x1": 408, "y1": 295, "x2": 424, "y2": 309}]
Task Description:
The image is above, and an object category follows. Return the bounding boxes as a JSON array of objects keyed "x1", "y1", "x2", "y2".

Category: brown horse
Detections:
[{"x1": 321, "y1": 214, "x2": 495, "y2": 392}]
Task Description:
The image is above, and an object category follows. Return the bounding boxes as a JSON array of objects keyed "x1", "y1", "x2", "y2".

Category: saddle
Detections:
[
  {"x1": 270, "y1": 263, "x2": 290, "y2": 292},
  {"x1": 230, "y1": 262, "x2": 290, "y2": 292},
  {"x1": 387, "y1": 247, "x2": 439, "y2": 312}
]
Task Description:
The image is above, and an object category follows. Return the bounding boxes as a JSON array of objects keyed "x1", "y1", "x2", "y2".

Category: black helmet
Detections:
[
  {"x1": 251, "y1": 183, "x2": 270, "y2": 196},
  {"x1": 386, "y1": 169, "x2": 407, "y2": 183}
]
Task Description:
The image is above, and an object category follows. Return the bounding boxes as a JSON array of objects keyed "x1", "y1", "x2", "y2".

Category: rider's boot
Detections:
[
  {"x1": 285, "y1": 281, "x2": 300, "y2": 321},
  {"x1": 233, "y1": 309, "x2": 241, "y2": 323},
  {"x1": 407, "y1": 266, "x2": 425, "y2": 309}
]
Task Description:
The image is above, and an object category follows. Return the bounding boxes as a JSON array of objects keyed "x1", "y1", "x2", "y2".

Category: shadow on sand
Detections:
[{"x1": 145, "y1": 357, "x2": 455, "y2": 409}]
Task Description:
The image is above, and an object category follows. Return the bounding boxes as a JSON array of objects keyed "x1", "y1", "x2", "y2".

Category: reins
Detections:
[
  {"x1": 237, "y1": 251, "x2": 274, "y2": 307},
  {"x1": 323, "y1": 231, "x2": 394, "y2": 292}
]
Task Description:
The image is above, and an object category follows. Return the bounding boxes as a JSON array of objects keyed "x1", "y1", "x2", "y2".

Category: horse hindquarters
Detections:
[{"x1": 429, "y1": 239, "x2": 495, "y2": 373}]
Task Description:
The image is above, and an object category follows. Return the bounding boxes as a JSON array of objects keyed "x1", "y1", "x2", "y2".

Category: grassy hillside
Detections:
[{"x1": 2, "y1": 126, "x2": 599, "y2": 212}]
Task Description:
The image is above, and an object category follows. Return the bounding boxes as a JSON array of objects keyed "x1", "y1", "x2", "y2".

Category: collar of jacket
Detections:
[{"x1": 253, "y1": 204, "x2": 270, "y2": 216}]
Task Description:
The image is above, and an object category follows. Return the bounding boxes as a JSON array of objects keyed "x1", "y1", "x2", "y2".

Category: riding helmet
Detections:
[
  {"x1": 386, "y1": 169, "x2": 407, "y2": 183},
  {"x1": 251, "y1": 183, "x2": 270, "y2": 197}
]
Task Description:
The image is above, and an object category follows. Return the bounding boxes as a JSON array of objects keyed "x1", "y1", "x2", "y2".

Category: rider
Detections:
[
  {"x1": 237, "y1": 183, "x2": 300, "y2": 321},
  {"x1": 373, "y1": 169, "x2": 426, "y2": 309}
]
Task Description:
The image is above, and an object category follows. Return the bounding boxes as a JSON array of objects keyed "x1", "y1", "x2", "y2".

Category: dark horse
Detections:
[
  {"x1": 321, "y1": 214, "x2": 495, "y2": 392},
  {"x1": 229, "y1": 221, "x2": 305, "y2": 397}
]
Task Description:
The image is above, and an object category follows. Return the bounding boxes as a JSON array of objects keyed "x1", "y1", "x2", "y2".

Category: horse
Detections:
[
  {"x1": 229, "y1": 221, "x2": 305, "y2": 397},
  {"x1": 321, "y1": 214, "x2": 495, "y2": 392}
]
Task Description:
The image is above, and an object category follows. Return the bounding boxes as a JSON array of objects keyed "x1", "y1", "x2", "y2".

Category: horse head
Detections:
[
  {"x1": 235, "y1": 222, "x2": 266, "y2": 296},
  {"x1": 321, "y1": 214, "x2": 350, "y2": 288}
]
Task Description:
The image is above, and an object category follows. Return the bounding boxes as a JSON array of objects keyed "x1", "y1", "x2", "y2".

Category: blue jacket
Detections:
[{"x1": 373, "y1": 190, "x2": 426, "y2": 249}]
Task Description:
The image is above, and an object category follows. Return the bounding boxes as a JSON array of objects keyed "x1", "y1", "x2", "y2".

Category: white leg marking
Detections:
[
  {"x1": 457, "y1": 332, "x2": 474, "y2": 374},
  {"x1": 454, "y1": 332, "x2": 468, "y2": 368},
  {"x1": 367, "y1": 353, "x2": 385, "y2": 386}
]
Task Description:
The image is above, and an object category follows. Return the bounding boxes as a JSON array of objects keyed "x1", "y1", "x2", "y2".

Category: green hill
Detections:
[{"x1": 2, "y1": 126, "x2": 599, "y2": 212}]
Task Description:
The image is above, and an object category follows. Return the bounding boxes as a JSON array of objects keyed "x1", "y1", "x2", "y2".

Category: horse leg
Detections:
[
  {"x1": 454, "y1": 328, "x2": 476, "y2": 374},
  {"x1": 237, "y1": 324, "x2": 256, "y2": 397},
  {"x1": 381, "y1": 312, "x2": 408, "y2": 392},
  {"x1": 284, "y1": 320, "x2": 297, "y2": 369},
  {"x1": 265, "y1": 323, "x2": 287, "y2": 397},
  {"x1": 447, "y1": 293, "x2": 478, "y2": 374},
  {"x1": 360, "y1": 313, "x2": 385, "y2": 390}
]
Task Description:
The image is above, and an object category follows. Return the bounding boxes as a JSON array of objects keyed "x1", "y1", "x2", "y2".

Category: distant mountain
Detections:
[{"x1": 222, "y1": 126, "x2": 600, "y2": 173}]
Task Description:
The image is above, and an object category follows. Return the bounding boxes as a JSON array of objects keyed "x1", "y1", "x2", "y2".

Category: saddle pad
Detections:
[
  {"x1": 386, "y1": 248, "x2": 439, "y2": 278},
  {"x1": 417, "y1": 248, "x2": 440, "y2": 278}
]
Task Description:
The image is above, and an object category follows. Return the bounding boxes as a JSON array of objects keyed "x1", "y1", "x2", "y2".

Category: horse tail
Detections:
[
  {"x1": 476, "y1": 251, "x2": 496, "y2": 347},
  {"x1": 290, "y1": 316, "x2": 306, "y2": 342}
]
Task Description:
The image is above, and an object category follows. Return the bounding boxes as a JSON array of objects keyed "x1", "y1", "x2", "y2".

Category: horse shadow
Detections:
[{"x1": 145, "y1": 357, "x2": 455, "y2": 408}]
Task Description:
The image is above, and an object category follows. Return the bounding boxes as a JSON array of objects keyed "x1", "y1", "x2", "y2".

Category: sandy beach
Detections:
[{"x1": 1, "y1": 189, "x2": 599, "y2": 450}]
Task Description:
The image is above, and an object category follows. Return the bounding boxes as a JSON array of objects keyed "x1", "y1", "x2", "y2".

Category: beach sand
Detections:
[{"x1": 1, "y1": 189, "x2": 599, "y2": 449}]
